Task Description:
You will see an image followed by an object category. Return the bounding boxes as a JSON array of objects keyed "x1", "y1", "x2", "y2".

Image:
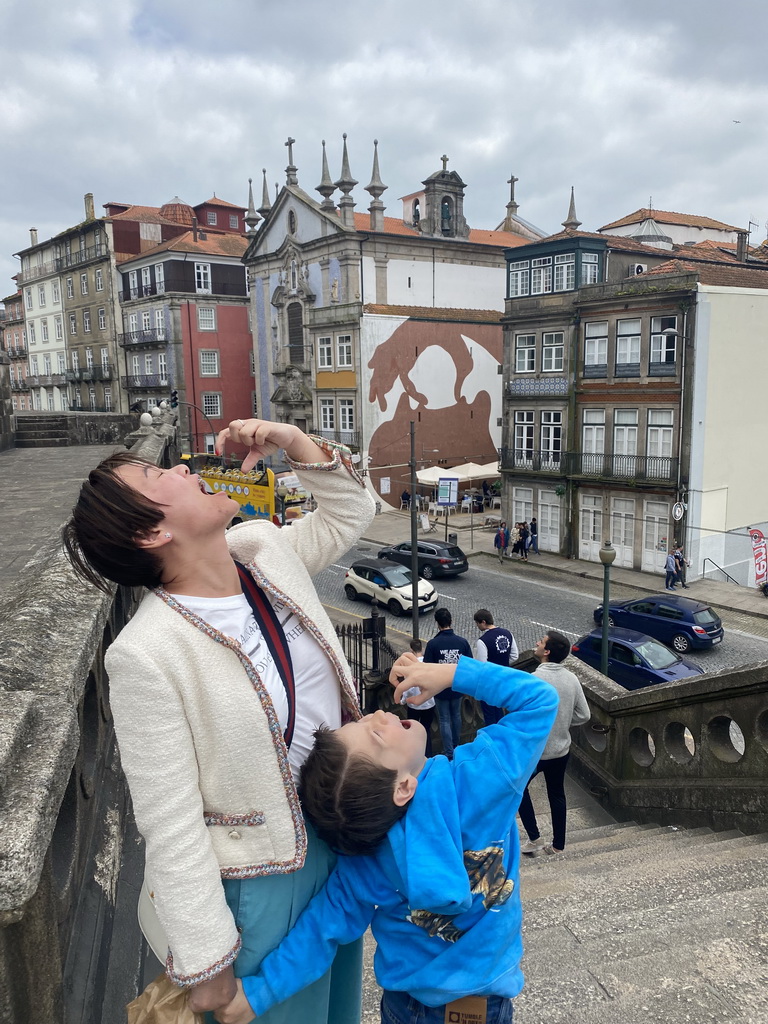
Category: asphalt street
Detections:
[{"x1": 316, "y1": 541, "x2": 768, "y2": 673}]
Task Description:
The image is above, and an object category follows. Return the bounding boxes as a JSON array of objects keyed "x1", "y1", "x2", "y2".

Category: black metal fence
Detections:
[{"x1": 334, "y1": 602, "x2": 402, "y2": 712}]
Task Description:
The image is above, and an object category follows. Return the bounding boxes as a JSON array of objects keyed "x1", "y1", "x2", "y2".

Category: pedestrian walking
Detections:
[
  {"x1": 518, "y1": 521, "x2": 530, "y2": 561},
  {"x1": 509, "y1": 522, "x2": 522, "y2": 557},
  {"x1": 423, "y1": 608, "x2": 473, "y2": 758},
  {"x1": 494, "y1": 521, "x2": 510, "y2": 562},
  {"x1": 664, "y1": 550, "x2": 678, "y2": 590},
  {"x1": 529, "y1": 516, "x2": 540, "y2": 554},
  {"x1": 674, "y1": 545, "x2": 690, "y2": 589},
  {"x1": 518, "y1": 631, "x2": 591, "y2": 855},
  {"x1": 473, "y1": 609, "x2": 519, "y2": 726}
]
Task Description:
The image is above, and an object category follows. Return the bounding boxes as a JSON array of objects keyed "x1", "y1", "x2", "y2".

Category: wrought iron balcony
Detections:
[
  {"x1": 25, "y1": 374, "x2": 68, "y2": 387},
  {"x1": 120, "y1": 374, "x2": 171, "y2": 390},
  {"x1": 118, "y1": 329, "x2": 168, "y2": 348},
  {"x1": 499, "y1": 448, "x2": 678, "y2": 483},
  {"x1": 7, "y1": 346, "x2": 28, "y2": 359},
  {"x1": 314, "y1": 429, "x2": 360, "y2": 451}
]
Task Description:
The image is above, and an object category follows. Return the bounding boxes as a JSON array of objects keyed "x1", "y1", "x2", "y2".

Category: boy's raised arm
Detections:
[{"x1": 231, "y1": 860, "x2": 373, "y2": 1019}]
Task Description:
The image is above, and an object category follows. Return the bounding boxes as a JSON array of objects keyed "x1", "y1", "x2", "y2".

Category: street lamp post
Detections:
[
  {"x1": 599, "y1": 540, "x2": 616, "y2": 677},
  {"x1": 276, "y1": 484, "x2": 289, "y2": 526},
  {"x1": 409, "y1": 422, "x2": 420, "y2": 642}
]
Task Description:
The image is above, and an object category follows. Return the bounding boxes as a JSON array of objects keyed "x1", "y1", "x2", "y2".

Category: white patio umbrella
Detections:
[
  {"x1": 415, "y1": 465, "x2": 452, "y2": 485},
  {"x1": 475, "y1": 460, "x2": 501, "y2": 479},
  {"x1": 448, "y1": 461, "x2": 488, "y2": 482}
]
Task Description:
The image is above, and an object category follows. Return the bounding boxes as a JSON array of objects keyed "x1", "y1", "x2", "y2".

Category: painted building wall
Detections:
[
  {"x1": 360, "y1": 314, "x2": 503, "y2": 501},
  {"x1": 179, "y1": 299, "x2": 253, "y2": 450},
  {"x1": 382, "y1": 256, "x2": 506, "y2": 310},
  {"x1": 688, "y1": 284, "x2": 768, "y2": 583}
]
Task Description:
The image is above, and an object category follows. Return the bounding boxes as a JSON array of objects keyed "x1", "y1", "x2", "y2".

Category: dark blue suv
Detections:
[{"x1": 593, "y1": 594, "x2": 724, "y2": 654}]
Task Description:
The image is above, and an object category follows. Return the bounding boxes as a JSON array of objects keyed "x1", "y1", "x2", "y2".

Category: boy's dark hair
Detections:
[
  {"x1": 543, "y1": 630, "x2": 570, "y2": 664},
  {"x1": 474, "y1": 609, "x2": 494, "y2": 625},
  {"x1": 409, "y1": 639, "x2": 423, "y2": 654},
  {"x1": 434, "y1": 608, "x2": 452, "y2": 630},
  {"x1": 298, "y1": 728, "x2": 408, "y2": 856},
  {"x1": 61, "y1": 451, "x2": 166, "y2": 594}
]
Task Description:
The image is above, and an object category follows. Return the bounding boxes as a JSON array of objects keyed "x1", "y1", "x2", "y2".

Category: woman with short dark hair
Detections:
[{"x1": 63, "y1": 419, "x2": 374, "y2": 1023}]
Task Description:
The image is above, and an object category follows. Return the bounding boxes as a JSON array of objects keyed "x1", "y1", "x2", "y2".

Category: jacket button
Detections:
[{"x1": 228, "y1": 829, "x2": 242, "y2": 840}]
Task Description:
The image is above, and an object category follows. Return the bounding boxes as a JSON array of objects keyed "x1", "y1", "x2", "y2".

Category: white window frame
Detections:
[
  {"x1": 338, "y1": 398, "x2": 355, "y2": 431},
  {"x1": 128, "y1": 312, "x2": 138, "y2": 335},
  {"x1": 195, "y1": 263, "x2": 212, "y2": 294},
  {"x1": 613, "y1": 409, "x2": 638, "y2": 456},
  {"x1": 28, "y1": 321, "x2": 36, "y2": 344},
  {"x1": 128, "y1": 270, "x2": 138, "y2": 297},
  {"x1": 58, "y1": 352, "x2": 67, "y2": 373},
  {"x1": 319, "y1": 398, "x2": 335, "y2": 431},
  {"x1": 142, "y1": 310, "x2": 151, "y2": 332},
  {"x1": 541, "y1": 410, "x2": 562, "y2": 459},
  {"x1": 515, "y1": 334, "x2": 536, "y2": 373},
  {"x1": 43, "y1": 353, "x2": 52, "y2": 374},
  {"x1": 25, "y1": 289, "x2": 33, "y2": 310},
  {"x1": 144, "y1": 353, "x2": 152, "y2": 374},
  {"x1": 66, "y1": 277, "x2": 74, "y2": 299},
  {"x1": 155, "y1": 308, "x2": 165, "y2": 339},
  {"x1": 200, "y1": 350, "x2": 220, "y2": 376},
  {"x1": 100, "y1": 347, "x2": 109, "y2": 368},
  {"x1": 553, "y1": 253, "x2": 575, "y2": 292},
  {"x1": 651, "y1": 315, "x2": 677, "y2": 364},
  {"x1": 155, "y1": 263, "x2": 165, "y2": 293},
  {"x1": 542, "y1": 332, "x2": 564, "y2": 372},
  {"x1": 508, "y1": 260, "x2": 530, "y2": 298},
  {"x1": 207, "y1": 211, "x2": 217, "y2": 226},
  {"x1": 514, "y1": 410, "x2": 534, "y2": 458},
  {"x1": 98, "y1": 307, "x2": 107, "y2": 330},
  {"x1": 229, "y1": 214, "x2": 239, "y2": 229},
  {"x1": 69, "y1": 314, "x2": 77, "y2": 335},
  {"x1": 582, "y1": 409, "x2": 605, "y2": 454},
  {"x1": 141, "y1": 267, "x2": 151, "y2": 293},
  {"x1": 86, "y1": 348, "x2": 94, "y2": 369},
  {"x1": 584, "y1": 322, "x2": 608, "y2": 365},
  {"x1": 317, "y1": 336, "x2": 333, "y2": 369},
  {"x1": 83, "y1": 309, "x2": 91, "y2": 333},
  {"x1": 52, "y1": 280, "x2": 60, "y2": 303},
  {"x1": 581, "y1": 252, "x2": 599, "y2": 285},
  {"x1": 616, "y1": 318, "x2": 641, "y2": 365},
  {"x1": 158, "y1": 352, "x2": 167, "y2": 378},
  {"x1": 95, "y1": 269, "x2": 103, "y2": 291},
  {"x1": 104, "y1": 387, "x2": 112, "y2": 411},
  {"x1": 531, "y1": 256, "x2": 552, "y2": 295},
  {"x1": 54, "y1": 317, "x2": 63, "y2": 341},
  {"x1": 80, "y1": 273, "x2": 88, "y2": 296},
  {"x1": 198, "y1": 306, "x2": 216, "y2": 331},
  {"x1": 38, "y1": 285, "x2": 46, "y2": 307},
  {"x1": 71, "y1": 350, "x2": 79, "y2": 371},
  {"x1": 336, "y1": 334, "x2": 353, "y2": 368},
  {"x1": 41, "y1": 319, "x2": 49, "y2": 342},
  {"x1": 201, "y1": 392, "x2": 222, "y2": 418},
  {"x1": 647, "y1": 409, "x2": 674, "y2": 458}
]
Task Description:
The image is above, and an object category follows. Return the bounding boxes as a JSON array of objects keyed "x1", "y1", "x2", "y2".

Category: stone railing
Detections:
[
  {"x1": 566, "y1": 657, "x2": 768, "y2": 834},
  {"x1": 0, "y1": 421, "x2": 178, "y2": 1023}
]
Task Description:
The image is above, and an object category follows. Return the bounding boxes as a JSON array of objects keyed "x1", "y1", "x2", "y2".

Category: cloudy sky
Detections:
[{"x1": 3, "y1": 0, "x2": 767, "y2": 289}]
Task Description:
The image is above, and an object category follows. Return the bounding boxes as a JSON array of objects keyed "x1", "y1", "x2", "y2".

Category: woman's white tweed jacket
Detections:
[{"x1": 105, "y1": 444, "x2": 376, "y2": 986}]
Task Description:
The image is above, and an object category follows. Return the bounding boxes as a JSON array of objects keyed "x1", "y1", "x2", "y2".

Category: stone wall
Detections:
[
  {"x1": 0, "y1": 422, "x2": 177, "y2": 1024},
  {"x1": 567, "y1": 656, "x2": 768, "y2": 833}
]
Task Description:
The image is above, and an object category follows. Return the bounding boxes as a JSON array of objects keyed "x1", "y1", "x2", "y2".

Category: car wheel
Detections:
[
  {"x1": 421, "y1": 565, "x2": 434, "y2": 580},
  {"x1": 672, "y1": 633, "x2": 691, "y2": 654},
  {"x1": 344, "y1": 584, "x2": 358, "y2": 602},
  {"x1": 388, "y1": 599, "x2": 404, "y2": 617},
  {"x1": 608, "y1": 615, "x2": 615, "y2": 627}
]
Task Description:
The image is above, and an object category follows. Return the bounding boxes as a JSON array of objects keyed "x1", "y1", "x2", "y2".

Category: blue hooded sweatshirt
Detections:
[{"x1": 242, "y1": 656, "x2": 559, "y2": 1012}]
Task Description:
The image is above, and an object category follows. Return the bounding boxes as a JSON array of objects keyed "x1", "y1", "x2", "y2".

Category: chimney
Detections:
[
  {"x1": 29, "y1": 227, "x2": 38, "y2": 246},
  {"x1": 84, "y1": 193, "x2": 95, "y2": 220},
  {"x1": 736, "y1": 229, "x2": 749, "y2": 262},
  {"x1": 192, "y1": 217, "x2": 198, "y2": 242}
]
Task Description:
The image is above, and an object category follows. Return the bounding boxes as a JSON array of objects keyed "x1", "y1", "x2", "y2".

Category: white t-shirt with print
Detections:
[{"x1": 175, "y1": 592, "x2": 340, "y2": 781}]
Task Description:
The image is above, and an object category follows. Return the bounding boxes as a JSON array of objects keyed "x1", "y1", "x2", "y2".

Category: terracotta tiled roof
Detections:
[
  {"x1": 643, "y1": 259, "x2": 768, "y2": 289},
  {"x1": 541, "y1": 228, "x2": 677, "y2": 257},
  {"x1": 106, "y1": 205, "x2": 183, "y2": 226},
  {"x1": 363, "y1": 303, "x2": 502, "y2": 322},
  {"x1": 117, "y1": 231, "x2": 248, "y2": 264},
  {"x1": 352, "y1": 213, "x2": 527, "y2": 248},
  {"x1": 599, "y1": 208, "x2": 744, "y2": 233},
  {"x1": 195, "y1": 196, "x2": 245, "y2": 210}
]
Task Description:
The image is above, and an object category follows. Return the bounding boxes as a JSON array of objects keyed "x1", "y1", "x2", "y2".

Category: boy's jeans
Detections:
[
  {"x1": 436, "y1": 698, "x2": 463, "y2": 758},
  {"x1": 381, "y1": 990, "x2": 513, "y2": 1023}
]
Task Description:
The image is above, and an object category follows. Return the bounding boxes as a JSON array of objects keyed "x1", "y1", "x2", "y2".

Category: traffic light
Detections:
[{"x1": 170, "y1": 389, "x2": 179, "y2": 408}]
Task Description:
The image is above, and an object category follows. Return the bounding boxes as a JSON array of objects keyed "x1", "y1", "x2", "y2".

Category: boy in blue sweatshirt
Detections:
[{"x1": 215, "y1": 653, "x2": 559, "y2": 1024}]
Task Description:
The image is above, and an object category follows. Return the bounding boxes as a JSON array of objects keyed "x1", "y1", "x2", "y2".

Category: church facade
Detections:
[{"x1": 243, "y1": 137, "x2": 545, "y2": 501}]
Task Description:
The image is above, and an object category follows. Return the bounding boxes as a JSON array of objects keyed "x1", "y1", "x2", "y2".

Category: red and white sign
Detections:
[{"x1": 749, "y1": 528, "x2": 768, "y2": 586}]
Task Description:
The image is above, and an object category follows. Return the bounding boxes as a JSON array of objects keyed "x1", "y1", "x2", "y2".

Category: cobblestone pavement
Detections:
[{"x1": 317, "y1": 543, "x2": 768, "y2": 673}]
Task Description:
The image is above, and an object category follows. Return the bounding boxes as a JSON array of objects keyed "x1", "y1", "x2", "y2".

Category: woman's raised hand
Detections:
[{"x1": 216, "y1": 419, "x2": 330, "y2": 473}]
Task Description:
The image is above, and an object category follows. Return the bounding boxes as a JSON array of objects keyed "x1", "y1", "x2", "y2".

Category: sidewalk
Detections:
[{"x1": 361, "y1": 507, "x2": 768, "y2": 622}]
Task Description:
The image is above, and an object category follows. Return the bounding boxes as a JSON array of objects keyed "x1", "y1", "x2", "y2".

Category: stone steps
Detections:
[
  {"x1": 515, "y1": 820, "x2": 768, "y2": 1023},
  {"x1": 14, "y1": 414, "x2": 71, "y2": 448}
]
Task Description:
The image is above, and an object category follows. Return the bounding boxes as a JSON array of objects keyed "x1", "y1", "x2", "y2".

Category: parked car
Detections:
[
  {"x1": 572, "y1": 627, "x2": 704, "y2": 690},
  {"x1": 344, "y1": 559, "x2": 438, "y2": 616},
  {"x1": 376, "y1": 540, "x2": 469, "y2": 580},
  {"x1": 593, "y1": 593, "x2": 724, "y2": 653}
]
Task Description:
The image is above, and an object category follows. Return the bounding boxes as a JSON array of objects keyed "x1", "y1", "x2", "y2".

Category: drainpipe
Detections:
[{"x1": 565, "y1": 313, "x2": 580, "y2": 558}]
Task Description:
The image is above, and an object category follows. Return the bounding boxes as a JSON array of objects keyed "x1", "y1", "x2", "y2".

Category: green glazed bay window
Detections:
[{"x1": 508, "y1": 251, "x2": 601, "y2": 297}]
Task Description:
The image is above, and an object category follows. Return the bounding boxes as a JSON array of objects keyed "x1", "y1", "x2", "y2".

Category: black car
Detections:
[
  {"x1": 571, "y1": 627, "x2": 704, "y2": 690},
  {"x1": 376, "y1": 540, "x2": 469, "y2": 580},
  {"x1": 593, "y1": 593, "x2": 724, "y2": 654}
]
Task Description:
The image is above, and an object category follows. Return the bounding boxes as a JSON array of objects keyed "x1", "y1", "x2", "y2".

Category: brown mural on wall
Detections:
[{"x1": 365, "y1": 318, "x2": 502, "y2": 498}]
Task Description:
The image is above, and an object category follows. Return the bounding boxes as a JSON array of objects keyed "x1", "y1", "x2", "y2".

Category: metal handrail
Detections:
[{"x1": 702, "y1": 557, "x2": 740, "y2": 586}]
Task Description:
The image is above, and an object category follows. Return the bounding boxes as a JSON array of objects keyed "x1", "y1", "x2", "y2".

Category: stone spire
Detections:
[
  {"x1": 284, "y1": 136, "x2": 298, "y2": 187},
  {"x1": 316, "y1": 139, "x2": 337, "y2": 213},
  {"x1": 562, "y1": 186, "x2": 582, "y2": 230},
  {"x1": 365, "y1": 139, "x2": 387, "y2": 232},
  {"x1": 335, "y1": 133, "x2": 358, "y2": 228},
  {"x1": 245, "y1": 177, "x2": 261, "y2": 236},
  {"x1": 257, "y1": 169, "x2": 272, "y2": 219},
  {"x1": 501, "y1": 173, "x2": 519, "y2": 231}
]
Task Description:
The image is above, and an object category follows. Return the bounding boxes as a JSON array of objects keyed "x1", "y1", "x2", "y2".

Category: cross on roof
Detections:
[
  {"x1": 507, "y1": 174, "x2": 518, "y2": 201},
  {"x1": 441, "y1": 154, "x2": 449, "y2": 171},
  {"x1": 285, "y1": 137, "x2": 296, "y2": 164}
]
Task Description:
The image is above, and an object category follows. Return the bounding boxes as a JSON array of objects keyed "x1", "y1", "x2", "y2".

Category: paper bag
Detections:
[{"x1": 127, "y1": 972, "x2": 204, "y2": 1024}]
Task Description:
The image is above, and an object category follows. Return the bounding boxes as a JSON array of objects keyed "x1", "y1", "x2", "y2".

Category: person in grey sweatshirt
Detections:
[{"x1": 518, "y1": 630, "x2": 590, "y2": 854}]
